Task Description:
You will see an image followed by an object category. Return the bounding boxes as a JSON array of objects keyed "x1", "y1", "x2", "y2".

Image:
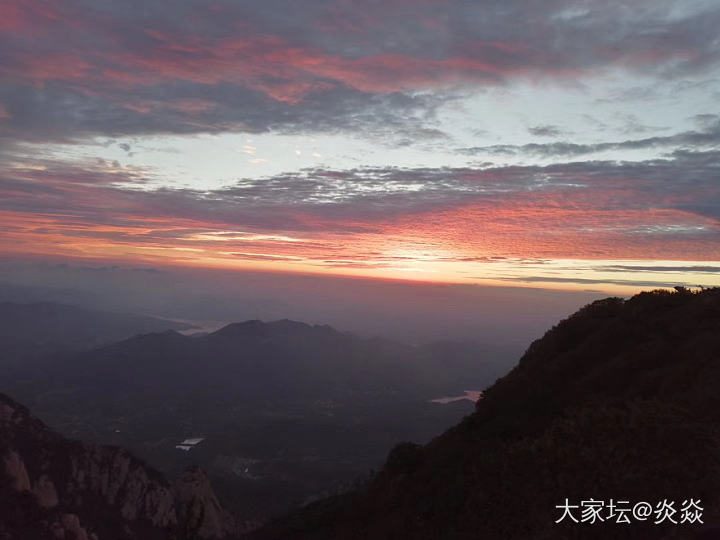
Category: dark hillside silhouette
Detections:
[{"x1": 254, "y1": 288, "x2": 720, "y2": 540}]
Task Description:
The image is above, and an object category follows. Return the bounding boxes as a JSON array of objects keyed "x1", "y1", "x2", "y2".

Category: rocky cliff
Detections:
[{"x1": 0, "y1": 393, "x2": 238, "y2": 539}]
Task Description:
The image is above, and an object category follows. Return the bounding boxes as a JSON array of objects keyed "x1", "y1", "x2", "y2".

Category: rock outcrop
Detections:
[
  {"x1": 0, "y1": 393, "x2": 238, "y2": 539},
  {"x1": 174, "y1": 466, "x2": 238, "y2": 539}
]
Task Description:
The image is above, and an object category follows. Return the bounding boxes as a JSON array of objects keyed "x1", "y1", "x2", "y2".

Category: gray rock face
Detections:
[
  {"x1": 0, "y1": 393, "x2": 238, "y2": 539},
  {"x1": 174, "y1": 466, "x2": 238, "y2": 538},
  {"x1": 3, "y1": 450, "x2": 30, "y2": 491}
]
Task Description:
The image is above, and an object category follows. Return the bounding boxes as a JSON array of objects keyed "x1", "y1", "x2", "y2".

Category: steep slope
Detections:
[
  {"x1": 0, "y1": 393, "x2": 238, "y2": 539},
  {"x1": 255, "y1": 288, "x2": 720, "y2": 540},
  {"x1": 0, "y1": 302, "x2": 194, "y2": 361}
]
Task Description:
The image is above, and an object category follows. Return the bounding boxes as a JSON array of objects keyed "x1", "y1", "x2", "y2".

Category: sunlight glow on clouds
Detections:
[{"x1": 1, "y1": 0, "x2": 719, "y2": 293}]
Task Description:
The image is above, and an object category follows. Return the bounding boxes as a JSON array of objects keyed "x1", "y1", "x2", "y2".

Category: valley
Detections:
[{"x1": 1, "y1": 306, "x2": 512, "y2": 525}]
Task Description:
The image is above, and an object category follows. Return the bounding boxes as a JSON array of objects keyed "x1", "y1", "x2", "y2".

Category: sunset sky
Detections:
[{"x1": 1, "y1": 0, "x2": 719, "y2": 295}]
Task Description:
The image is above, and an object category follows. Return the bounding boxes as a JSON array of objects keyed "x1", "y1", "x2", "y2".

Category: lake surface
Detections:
[{"x1": 430, "y1": 390, "x2": 483, "y2": 405}]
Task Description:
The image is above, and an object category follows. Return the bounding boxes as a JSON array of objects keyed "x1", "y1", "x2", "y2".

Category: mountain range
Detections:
[
  {"x1": 3, "y1": 311, "x2": 510, "y2": 524},
  {"x1": 6, "y1": 289, "x2": 717, "y2": 538}
]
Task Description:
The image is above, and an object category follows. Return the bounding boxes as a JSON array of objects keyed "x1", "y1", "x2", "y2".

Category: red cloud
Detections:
[
  {"x1": 0, "y1": 7, "x2": 578, "y2": 104},
  {"x1": 6, "y1": 156, "x2": 719, "y2": 269},
  {"x1": 2, "y1": 0, "x2": 712, "y2": 114}
]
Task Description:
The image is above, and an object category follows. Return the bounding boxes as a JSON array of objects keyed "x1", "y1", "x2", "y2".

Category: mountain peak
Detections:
[{"x1": 209, "y1": 318, "x2": 337, "y2": 339}]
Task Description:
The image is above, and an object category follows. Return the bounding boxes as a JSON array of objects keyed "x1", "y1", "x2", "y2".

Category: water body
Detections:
[
  {"x1": 175, "y1": 437, "x2": 205, "y2": 451},
  {"x1": 430, "y1": 390, "x2": 483, "y2": 405}
]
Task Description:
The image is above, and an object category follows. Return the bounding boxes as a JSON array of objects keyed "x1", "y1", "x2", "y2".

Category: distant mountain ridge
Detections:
[
  {"x1": 0, "y1": 301, "x2": 195, "y2": 360},
  {"x1": 24, "y1": 317, "x2": 499, "y2": 408},
  {"x1": 4, "y1": 317, "x2": 509, "y2": 525},
  {"x1": 211, "y1": 319, "x2": 340, "y2": 337},
  {"x1": 253, "y1": 288, "x2": 720, "y2": 540},
  {"x1": 0, "y1": 393, "x2": 239, "y2": 539}
]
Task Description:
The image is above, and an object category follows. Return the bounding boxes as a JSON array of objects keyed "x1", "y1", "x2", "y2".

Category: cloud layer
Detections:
[
  {"x1": 1, "y1": 0, "x2": 719, "y2": 291},
  {"x1": 1, "y1": 146, "x2": 718, "y2": 289},
  {"x1": 2, "y1": 0, "x2": 720, "y2": 142}
]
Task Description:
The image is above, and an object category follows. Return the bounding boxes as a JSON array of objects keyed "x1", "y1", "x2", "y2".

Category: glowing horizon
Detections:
[{"x1": 1, "y1": 0, "x2": 719, "y2": 294}]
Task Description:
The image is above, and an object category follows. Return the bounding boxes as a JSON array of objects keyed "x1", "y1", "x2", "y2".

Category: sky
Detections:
[
  {"x1": 1, "y1": 0, "x2": 719, "y2": 301},
  {"x1": 0, "y1": 261, "x2": 603, "y2": 347}
]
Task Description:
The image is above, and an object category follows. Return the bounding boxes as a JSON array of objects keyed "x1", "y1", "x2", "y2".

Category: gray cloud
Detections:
[
  {"x1": 527, "y1": 125, "x2": 564, "y2": 138},
  {"x1": 0, "y1": 80, "x2": 447, "y2": 146},
  {"x1": 458, "y1": 121, "x2": 720, "y2": 158},
  {"x1": 2, "y1": 0, "x2": 720, "y2": 143},
  {"x1": 495, "y1": 276, "x2": 698, "y2": 288},
  {"x1": 2, "y1": 146, "x2": 719, "y2": 241},
  {"x1": 602, "y1": 265, "x2": 720, "y2": 273}
]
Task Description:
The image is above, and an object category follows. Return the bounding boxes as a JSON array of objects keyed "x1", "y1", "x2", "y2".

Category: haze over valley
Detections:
[{"x1": 0, "y1": 298, "x2": 513, "y2": 524}]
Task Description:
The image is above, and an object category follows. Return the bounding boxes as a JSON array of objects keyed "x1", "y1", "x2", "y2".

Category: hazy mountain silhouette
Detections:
[
  {"x1": 253, "y1": 288, "x2": 720, "y2": 540},
  {"x1": 0, "y1": 302, "x2": 194, "y2": 361},
  {"x1": 15, "y1": 319, "x2": 504, "y2": 410},
  {"x1": 4, "y1": 319, "x2": 509, "y2": 524}
]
